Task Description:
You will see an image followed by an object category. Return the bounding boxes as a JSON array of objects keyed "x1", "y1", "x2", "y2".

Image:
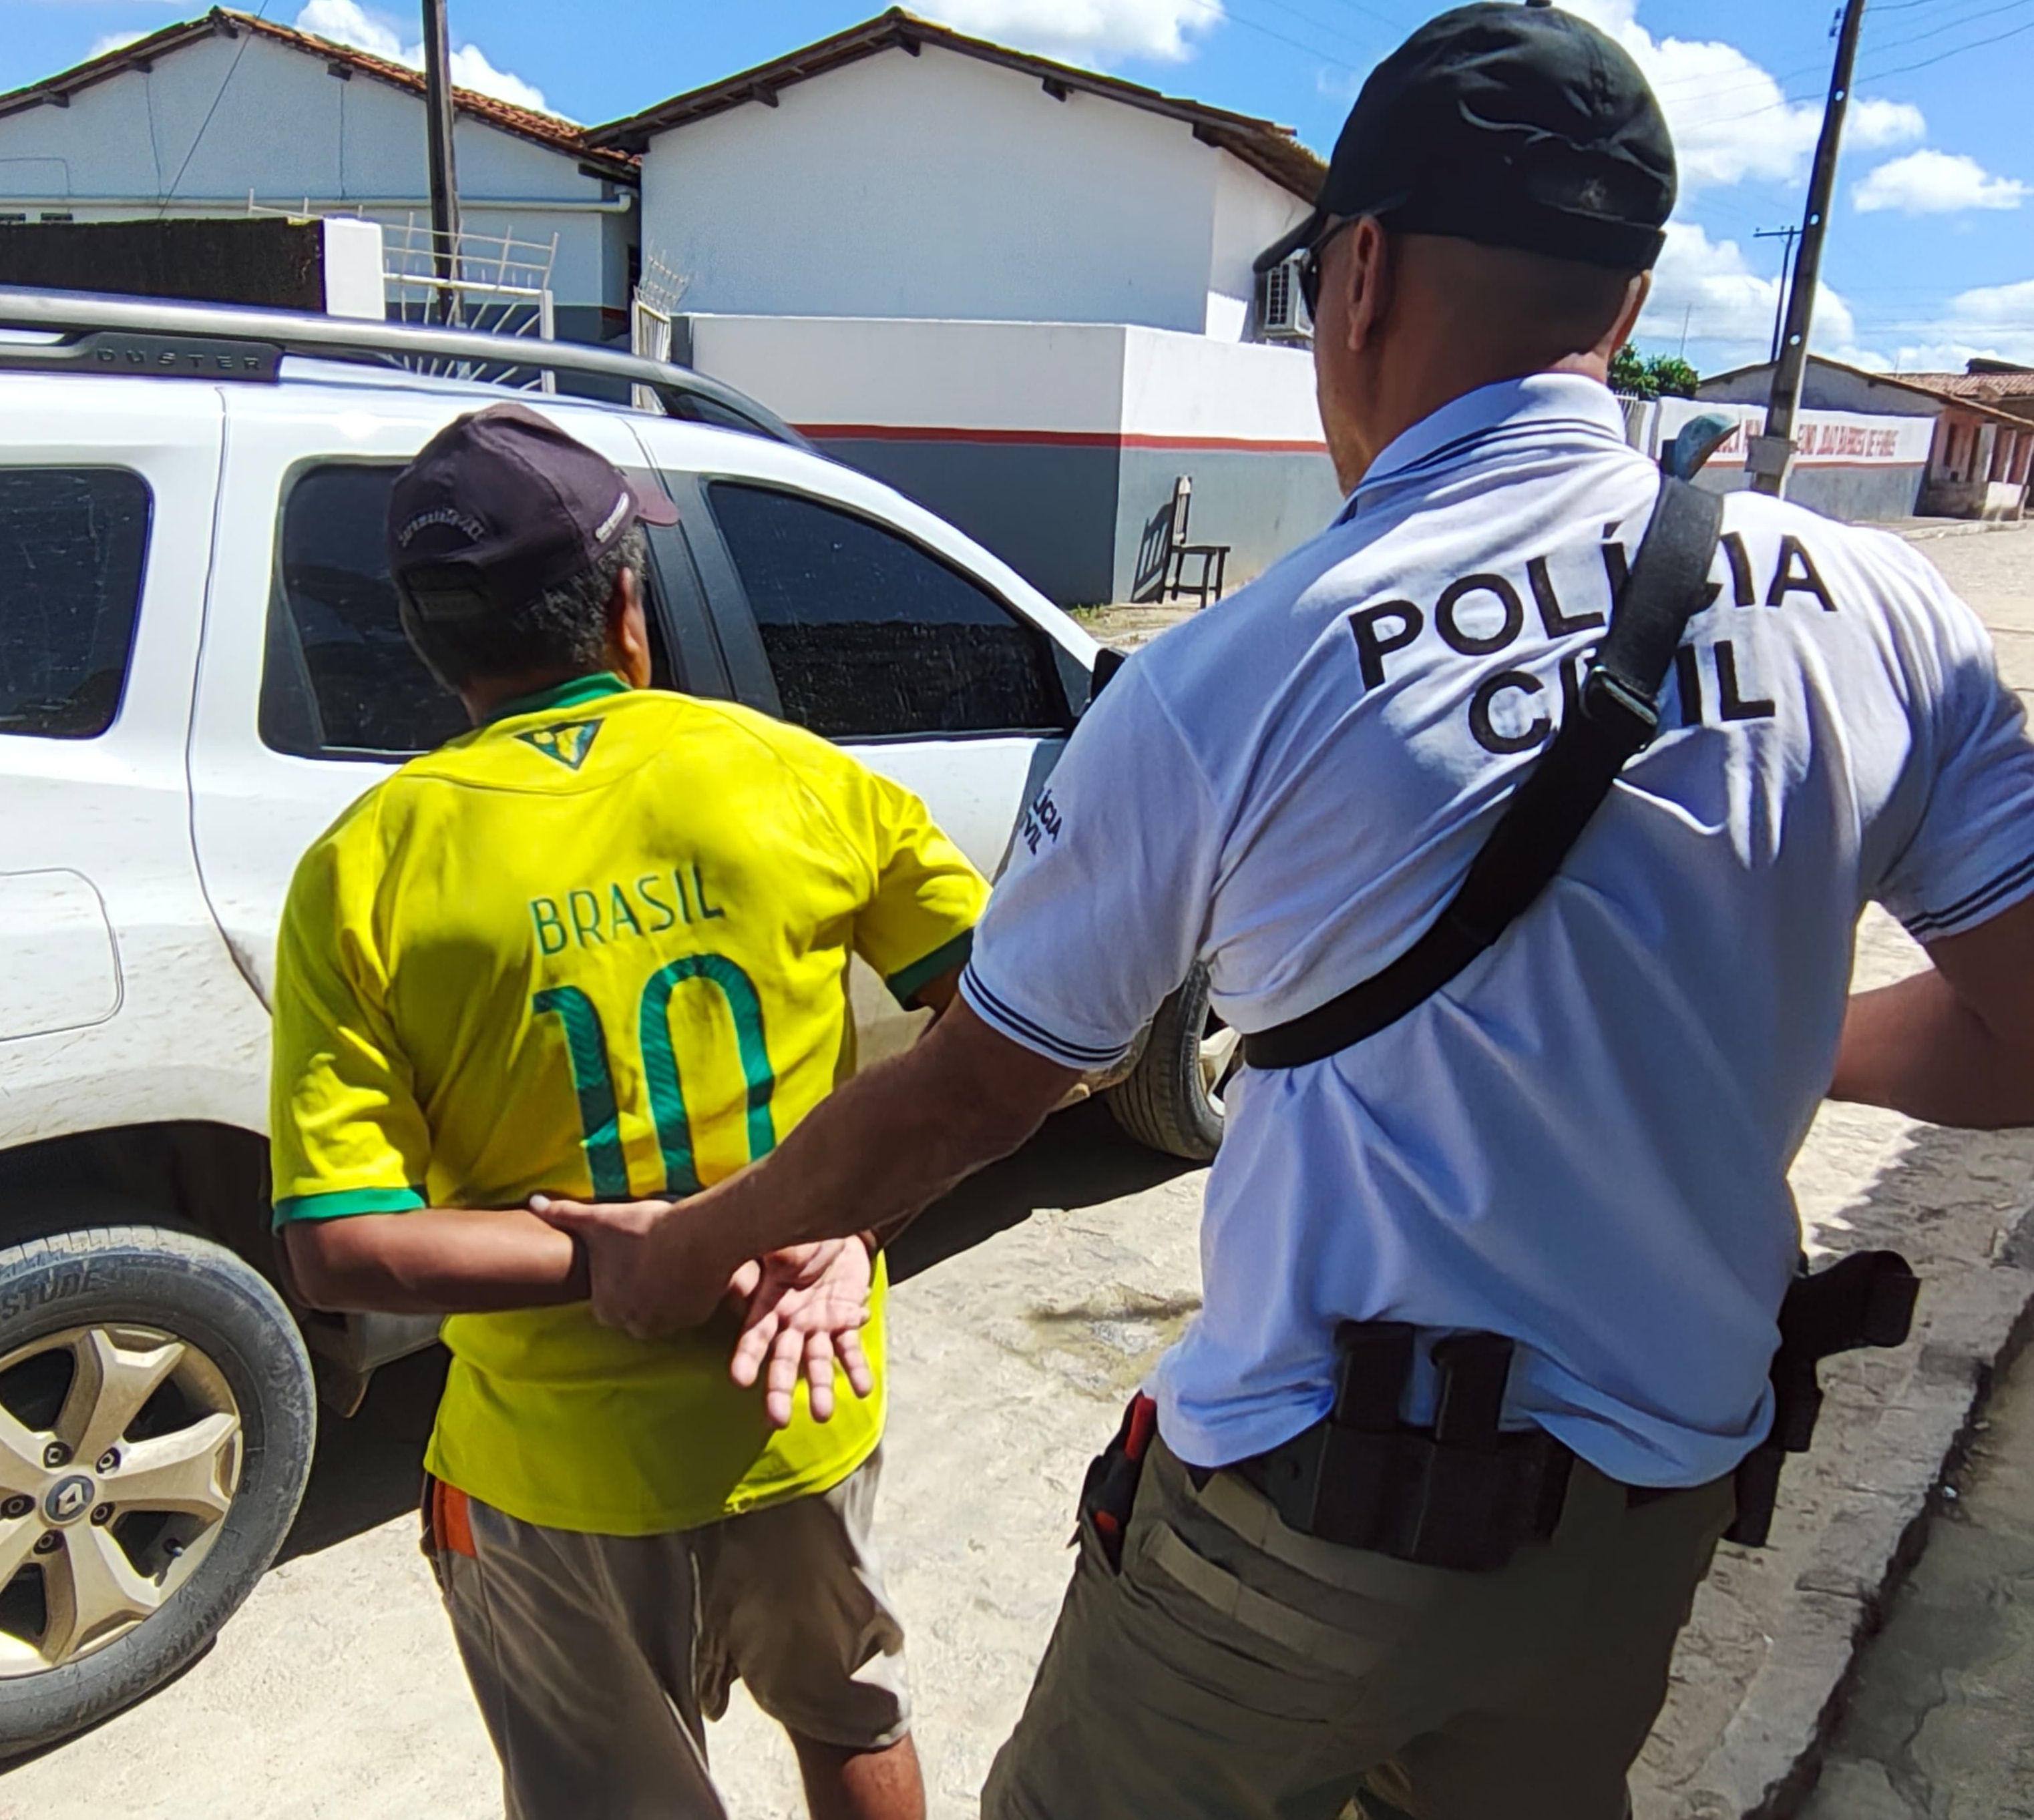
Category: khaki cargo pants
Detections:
[
  {"x1": 425, "y1": 1453, "x2": 910, "y2": 1820},
  {"x1": 984, "y1": 1436, "x2": 1734, "y2": 1820}
]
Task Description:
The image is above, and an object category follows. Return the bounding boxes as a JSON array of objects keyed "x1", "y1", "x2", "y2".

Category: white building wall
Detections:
[
  {"x1": 1119, "y1": 325, "x2": 1323, "y2": 442},
  {"x1": 689, "y1": 314, "x2": 1132, "y2": 433},
  {"x1": 687, "y1": 313, "x2": 1321, "y2": 444},
  {"x1": 642, "y1": 45, "x2": 1239, "y2": 332},
  {"x1": 1205, "y1": 152, "x2": 1308, "y2": 340},
  {"x1": 0, "y1": 35, "x2": 629, "y2": 310}
]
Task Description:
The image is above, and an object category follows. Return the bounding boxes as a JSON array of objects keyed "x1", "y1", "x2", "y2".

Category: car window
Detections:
[
  {"x1": 260, "y1": 463, "x2": 672, "y2": 761},
  {"x1": 260, "y1": 464, "x2": 468, "y2": 760},
  {"x1": 706, "y1": 481, "x2": 1071, "y2": 740},
  {"x1": 0, "y1": 468, "x2": 150, "y2": 740}
]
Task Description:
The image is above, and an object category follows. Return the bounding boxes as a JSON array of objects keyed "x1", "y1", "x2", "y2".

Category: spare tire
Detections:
[
  {"x1": 0, "y1": 1225, "x2": 315, "y2": 1753},
  {"x1": 1106, "y1": 963, "x2": 1239, "y2": 1162}
]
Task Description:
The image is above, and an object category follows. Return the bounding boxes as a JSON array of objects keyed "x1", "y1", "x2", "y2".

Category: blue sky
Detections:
[{"x1": 3, "y1": 0, "x2": 2029, "y2": 379}]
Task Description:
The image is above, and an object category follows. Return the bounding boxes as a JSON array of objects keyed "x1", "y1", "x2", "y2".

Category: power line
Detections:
[
  {"x1": 1861, "y1": 13, "x2": 2034, "y2": 77},
  {"x1": 1754, "y1": 226, "x2": 1802, "y2": 364},
  {"x1": 158, "y1": 2, "x2": 274, "y2": 216},
  {"x1": 1863, "y1": 0, "x2": 2034, "y2": 58},
  {"x1": 1236, "y1": 0, "x2": 1384, "y2": 57},
  {"x1": 1173, "y1": 0, "x2": 1367, "y2": 70}
]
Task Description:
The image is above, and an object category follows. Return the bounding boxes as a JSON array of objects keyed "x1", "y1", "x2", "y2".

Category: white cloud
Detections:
[
  {"x1": 1887, "y1": 276, "x2": 2034, "y2": 369},
  {"x1": 1808, "y1": 278, "x2": 2034, "y2": 373},
  {"x1": 1563, "y1": 0, "x2": 1817, "y2": 191},
  {"x1": 1848, "y1": 97, "x2": 1927, "y2": 152},
  {"x1": 292, "y1": 0, "x2": 556, "y2": 116},
  {"x1": 87, "y1": 29, "x2": 148, "y2": 59},
  {"x1": 1827, "y1": 345, "x2": 1894, "y2": 373},
  {"x1": 1563, "y1": 1, "x2": 1920, "y2": 194},
  {"x1": 916, "y1": 0, "x2": 1222, "y2": 65},
  {"x1": 1315, "y1": 63, "x2": 1363, "y2": 103},
  {"x1": 1636, "y1": 220, "x2": 1857, "y2": 358},
  {"x1": 444, "y1": 45, "x2": 549, "y2": 113},
  {"x1": 1854, "y1": 149, "x2": 2026, "y2": 216},
  {"x1": 295, "y1": 0, "x2": 404, "y2": 61}
]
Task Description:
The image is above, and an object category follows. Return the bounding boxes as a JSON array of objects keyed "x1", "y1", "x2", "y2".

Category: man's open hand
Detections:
[
  {"x1": 530, "y1": 1193, "x2": 733, "y2": 1337},
  {"x1": 731, "y1": 1239, "x2": 876, "y2": 1428}
]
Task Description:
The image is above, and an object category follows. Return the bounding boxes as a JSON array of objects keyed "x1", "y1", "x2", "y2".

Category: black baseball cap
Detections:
[
  {"x1": 1259, "y1": 1, "x2": 1675, "y2": 276},
  {"x1": 387, "y1": 403, "x2": 678, "y2": 622}
]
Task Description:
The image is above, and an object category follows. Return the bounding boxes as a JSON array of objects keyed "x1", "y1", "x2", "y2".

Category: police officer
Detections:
[{"x1": 542, "y1": 6, "x2": 2034, "y2": 1815}]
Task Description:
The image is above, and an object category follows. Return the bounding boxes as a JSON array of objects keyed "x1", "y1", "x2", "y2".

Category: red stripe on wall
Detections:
[
  {"x1": 1125, "y1": 432, "x2": 1329, "y2": 454},
  {"x1": 798, "y1": 422, "x2": 1330, "y2": 455},
  {"x1": 1788, "y1": 458, "x2": 1929, "y2": 471}
]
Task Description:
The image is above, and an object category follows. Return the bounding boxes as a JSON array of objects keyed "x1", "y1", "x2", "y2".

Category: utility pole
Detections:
[
  {"x1": 1754, "y1": 225, "x2": 1800, "y2": 365},
  {"x1": 1752, "y1": 0, "x2": 1867, "y2": 497},
  {"x1": 421, "y1": 0, "x2": 461, "y2": 326}
]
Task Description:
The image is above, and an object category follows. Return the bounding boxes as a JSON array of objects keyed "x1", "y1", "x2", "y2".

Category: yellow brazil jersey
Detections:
[{"x1": 269, "y1": 673, "x2": 987, "y2": 1535}]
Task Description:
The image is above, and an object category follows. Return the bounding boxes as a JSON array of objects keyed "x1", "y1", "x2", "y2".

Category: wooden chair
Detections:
[{"x1": 1161, "y1": 475, "x2": 1230, "y2": 608}]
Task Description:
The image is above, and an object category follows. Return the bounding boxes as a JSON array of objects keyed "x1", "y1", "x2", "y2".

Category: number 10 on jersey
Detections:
[{"x1": 532, "y1": 953, "x2": 776, "y2": 1199}]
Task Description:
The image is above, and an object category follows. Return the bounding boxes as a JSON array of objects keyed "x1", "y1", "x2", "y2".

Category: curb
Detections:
[
  {"x1": 1637, "y1": 1146, "x2": 2034, "y2": 1819},
  {"x1": 1759, "y1": 1285, "x2": 2034, "y2": 1818},
  {"x1": 1893, "y1": 517, "x2": 2029, "y2": 543}
]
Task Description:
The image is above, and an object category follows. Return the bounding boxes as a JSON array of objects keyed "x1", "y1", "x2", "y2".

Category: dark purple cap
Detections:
[{"x1": 386, "y1": 403, "x2": 678, "y2": 622}]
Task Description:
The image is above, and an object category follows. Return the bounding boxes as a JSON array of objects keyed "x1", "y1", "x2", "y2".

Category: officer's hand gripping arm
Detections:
[{"x1": 535, "y1": 999, "x2": 1080, "y2": 1339}]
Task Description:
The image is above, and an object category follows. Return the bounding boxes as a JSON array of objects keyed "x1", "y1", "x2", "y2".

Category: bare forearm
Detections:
[
  {"x1": 700, "y1": 1006, "x2": 1074, "y2": 1269},
  {"x1": 1830, "y1": 970, "x2": 2034, "y2": 1128},
  {"x1": 284, "y1": 1207, "x2": 589, "y2": 1314}
]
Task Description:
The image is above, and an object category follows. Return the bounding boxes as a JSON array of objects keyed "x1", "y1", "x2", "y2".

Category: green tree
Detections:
[
  {"x1": 1609, "y1": 342, "x2": 1651, "y2": 397},
  {"x1": 1645, "y1": 354, "x2": 1699, "y2": 399}
]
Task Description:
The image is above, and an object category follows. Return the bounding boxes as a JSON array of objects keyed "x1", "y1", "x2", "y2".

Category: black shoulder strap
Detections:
[{"x1": 1242, "y1": 476, "x2": 1724, "y2": 1072}]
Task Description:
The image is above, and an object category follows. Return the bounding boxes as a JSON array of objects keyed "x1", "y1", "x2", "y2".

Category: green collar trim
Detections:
[{"x1": 485, "y1": 671, "x2": 629, "y2": 727}]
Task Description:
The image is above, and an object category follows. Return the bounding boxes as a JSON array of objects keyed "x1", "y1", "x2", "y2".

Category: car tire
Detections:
[
  {"x1": 0, "y1": 1225, "x2": 315, "y2": 1754},
  {"x1": 1106, "y1": 963, "x2": 1239, "y2": 1163}
]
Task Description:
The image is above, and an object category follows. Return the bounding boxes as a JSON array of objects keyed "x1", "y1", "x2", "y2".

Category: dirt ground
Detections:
[{"x1": 2, "y1": 521, "x2": 2029, "y2": 1820}]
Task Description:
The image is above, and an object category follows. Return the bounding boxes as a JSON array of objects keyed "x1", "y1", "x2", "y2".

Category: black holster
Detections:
[
  {"x1": 1725, "y1": 1248, "x2": 1918, "y2": 1546},
  {"x1": 1241, "y1": 1325, "x2": 1571, "y2": 1574},
  {"x1": 1078, "y1": 1393, "x2": 1159, "y2": 1572}
]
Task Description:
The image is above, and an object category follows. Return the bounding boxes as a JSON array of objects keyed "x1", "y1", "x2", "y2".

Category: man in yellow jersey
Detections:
[{"x1": 268, "y1": 403, "x2": 985, "y2": 1820}]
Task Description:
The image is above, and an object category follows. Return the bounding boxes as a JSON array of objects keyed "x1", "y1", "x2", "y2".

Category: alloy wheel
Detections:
[{"x1": 0, "y1": 1324, "x2": 242, "y2": 1674}]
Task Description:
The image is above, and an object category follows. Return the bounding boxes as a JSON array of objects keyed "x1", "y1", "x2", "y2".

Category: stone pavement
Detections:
[
  {"x1": 1798, "y1": 1333, "x2": 2034, "y2": 1818},
  {"x1": 3, "y1": 523, "x2": 2031, "y2": 1820},
  {"x1": 1639, "y1": 518, "x2": 2034, "y2": 1818}
]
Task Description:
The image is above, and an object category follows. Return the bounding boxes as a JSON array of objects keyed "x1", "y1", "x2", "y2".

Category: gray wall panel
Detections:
[
  {"x1": 1782, "y1": 464, "x2": 1925, "y2": 522},
  {"x1": 812, "y1": 436, "x2": 1120, "y2": 606},
  {"x1": 1114, "y1": 447, "x2": 1343, "y2": 604}
]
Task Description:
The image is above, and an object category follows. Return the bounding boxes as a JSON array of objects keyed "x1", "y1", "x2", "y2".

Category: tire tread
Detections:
[{"x1": 1106, "y1": 965, "x2": 1225, "y2": 1162}]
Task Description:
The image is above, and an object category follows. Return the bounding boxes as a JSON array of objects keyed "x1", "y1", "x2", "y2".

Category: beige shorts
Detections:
[{"x1": 426, "y1": 1453, "x2": 909, "y2": 1820}]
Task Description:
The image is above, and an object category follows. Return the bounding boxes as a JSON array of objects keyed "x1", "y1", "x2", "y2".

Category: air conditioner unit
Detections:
[{"x1": 1255, "y1": 254, "x2": 1312, "y2": 343}]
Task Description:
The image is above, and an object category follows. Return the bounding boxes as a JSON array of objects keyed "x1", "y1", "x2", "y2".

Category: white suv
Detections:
[{"x1": 0, "y1": 290, "x2": 1232, "y2": 1751}]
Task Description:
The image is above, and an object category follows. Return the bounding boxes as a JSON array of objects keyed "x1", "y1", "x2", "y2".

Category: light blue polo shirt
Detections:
[{"x1": 962, "y1": 373, "x2": 2034, "y2": 1488}]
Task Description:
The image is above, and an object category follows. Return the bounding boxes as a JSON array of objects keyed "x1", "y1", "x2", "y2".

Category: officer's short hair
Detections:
[{"x1": 1419, "y1": 236, "x2": 1639, "y2": 342}]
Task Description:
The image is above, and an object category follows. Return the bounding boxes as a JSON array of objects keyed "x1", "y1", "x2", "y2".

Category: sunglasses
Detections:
[{"x1": 1297, "y1": 216, "x2": 1360, "y2": 320}]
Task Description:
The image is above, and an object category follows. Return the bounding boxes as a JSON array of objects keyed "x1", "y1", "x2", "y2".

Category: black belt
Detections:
[
  {"x1": 1226, "y1": 1428, "x2": 1675, "y2": 1534},
  {"x1": 1205, "y1": 1325, "x2": 1690, "y2": 1573},
  {"x1": 1219, "y1": 1252, "x2": 1922, "y2": 1571}
]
